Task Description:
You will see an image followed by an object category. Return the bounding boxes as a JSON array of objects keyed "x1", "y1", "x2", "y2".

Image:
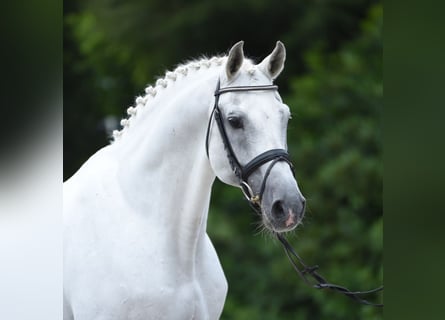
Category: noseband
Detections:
[{"x1": 205, "y1": 80, "x2": 294, "y2": 210}]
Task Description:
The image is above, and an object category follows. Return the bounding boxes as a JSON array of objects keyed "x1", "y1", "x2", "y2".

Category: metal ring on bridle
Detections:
[{"x1": 240, "y1": 181, "x2": 260, "y2": 205}]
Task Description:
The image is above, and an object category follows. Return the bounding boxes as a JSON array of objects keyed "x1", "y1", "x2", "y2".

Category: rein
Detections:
[
  {"x1": 276, "y1": 233, "x2": 383, "y2": 307},
  {"x1": 206, "y1": 79, "x2": 383, "y2": 307}
]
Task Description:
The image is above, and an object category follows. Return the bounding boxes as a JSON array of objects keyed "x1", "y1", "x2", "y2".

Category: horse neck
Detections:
[{"x1": 111, "y1": 66, "x2": 219, "y2": 267}]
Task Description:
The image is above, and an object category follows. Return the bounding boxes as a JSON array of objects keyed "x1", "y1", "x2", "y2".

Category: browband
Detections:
[{"x1": 215, "y1": 84, "x2": 278, "y2": 95}]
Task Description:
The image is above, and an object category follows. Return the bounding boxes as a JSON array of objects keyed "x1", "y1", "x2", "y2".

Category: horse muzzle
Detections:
[
  {"x1": 267, "y1": 194, "x2": 306, "y2": 232},
  {"x1": 260, "y1": 170, "x2": 306, "y2": 232}
]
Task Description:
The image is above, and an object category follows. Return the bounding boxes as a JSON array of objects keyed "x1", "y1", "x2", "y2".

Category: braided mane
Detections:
[{"x1": 112, "y1": 56, "x2": 228, "y2": 142}]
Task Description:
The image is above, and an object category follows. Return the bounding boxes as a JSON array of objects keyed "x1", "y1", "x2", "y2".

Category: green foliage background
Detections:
[{"x1": 64, "y1": 1, "x2": 382, "y2": 318}]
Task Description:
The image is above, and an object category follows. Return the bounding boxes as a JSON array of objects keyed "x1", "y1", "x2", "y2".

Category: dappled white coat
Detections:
[{"x1": 64, "y1": 41, "x2": 296, "y2": 320}]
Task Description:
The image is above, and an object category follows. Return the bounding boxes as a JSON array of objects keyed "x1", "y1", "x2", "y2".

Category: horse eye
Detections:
[{"x1": 227, "y1": 116, "x2": 243, "y2": 129}]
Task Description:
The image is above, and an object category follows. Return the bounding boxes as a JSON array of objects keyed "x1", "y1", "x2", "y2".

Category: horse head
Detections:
[{"x1": 207, "y1": 41, "x2": 306, "y2": 233}]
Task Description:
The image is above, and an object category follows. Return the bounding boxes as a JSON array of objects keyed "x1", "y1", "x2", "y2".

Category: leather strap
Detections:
[
  {"x1": 215, "y1": 84, "x2": 278, "y2": 95},
  {"x1": 276, "y1": 233, "x2": 384, "y2": 307},
  {"x1": 242, "y1": 149, "x2": 291, "y2": 181}
]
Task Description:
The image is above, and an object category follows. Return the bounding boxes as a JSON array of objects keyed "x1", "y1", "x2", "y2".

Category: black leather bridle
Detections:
[
  {"x1": 205, "y1": 79, "x2": 383, "y2": 307},
  {"x1": 205, "y1": 80, "x2": 294, "y2": 211}
]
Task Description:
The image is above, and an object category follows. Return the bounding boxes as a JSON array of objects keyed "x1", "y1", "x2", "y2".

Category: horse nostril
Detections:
[{"x1": 271, "y1": 200, "x2": 286, "y2": 220}]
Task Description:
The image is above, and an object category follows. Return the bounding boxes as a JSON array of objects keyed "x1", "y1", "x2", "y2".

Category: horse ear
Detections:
[
  {"x1": 258, "y1": 41, "x2": 286, "y2": 80},
  {"x1": 226, "y1": 41, "x2": 244, "y2": 80}
]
